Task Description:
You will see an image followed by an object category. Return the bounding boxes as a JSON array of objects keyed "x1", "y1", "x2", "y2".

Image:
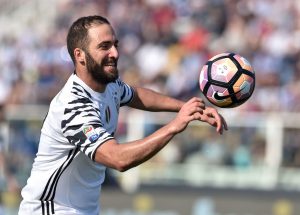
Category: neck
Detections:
[{"x1": 75, "y1": 69, "x2": 106, "y2": 93}]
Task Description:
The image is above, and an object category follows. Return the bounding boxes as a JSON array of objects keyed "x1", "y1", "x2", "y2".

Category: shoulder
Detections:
[
  {"x1": 107, "y1": 78, "x2": 125, "y2": 89},
  {"x1": 109, "y1": 79, "x2": 134, "y2": 91},
  {"x1": 57, "y1": 76, "x2": 93, "y2": 105},
  {"x1": 107, "y1": 79, "x2": 135, "y2": 106},
  {"x1": 47, "y1": 77, "x2": 95, "y2": 122}
]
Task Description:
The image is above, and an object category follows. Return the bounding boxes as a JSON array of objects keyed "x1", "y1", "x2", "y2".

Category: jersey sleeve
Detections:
[
  {"x1": 61, "y1": 93, "x2": 113, "y2": 161},
  {"x1": 117, "y1": 79, "x2": 135, "y2": 106}
]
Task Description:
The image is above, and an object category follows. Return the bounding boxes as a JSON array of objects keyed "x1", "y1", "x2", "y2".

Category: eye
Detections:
[
  {"x1": 114, "y1": 41, "x2": 119, "y2": 48},
  {"x1": 99, "y1": 42, "x2": 112, "y2": 50},
  {"x1": 98, "y1": 41, "x2": 119, "y2": 50}
]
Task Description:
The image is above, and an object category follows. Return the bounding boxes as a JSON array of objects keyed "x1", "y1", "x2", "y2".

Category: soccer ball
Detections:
[{"x1": 199, "y1": 53, "x2": 255, "y2": 108}]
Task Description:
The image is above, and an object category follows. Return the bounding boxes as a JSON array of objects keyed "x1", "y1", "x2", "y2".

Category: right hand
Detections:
[{"x1": 169, "y1": 97, "x2": 205, "y2": 134}]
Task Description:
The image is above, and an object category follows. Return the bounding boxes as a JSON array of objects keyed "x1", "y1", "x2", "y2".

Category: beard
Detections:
[{"x1": 85, "y1": 51, "x2": 119, "y2": 85}]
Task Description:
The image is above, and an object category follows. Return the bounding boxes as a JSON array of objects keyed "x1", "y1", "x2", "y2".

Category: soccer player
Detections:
[{"x1": 18, "y1": 15, "x2": 227, "y2": 215}]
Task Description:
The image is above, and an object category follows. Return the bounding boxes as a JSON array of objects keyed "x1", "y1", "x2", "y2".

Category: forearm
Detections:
[
  {"x1": 119, "y1": 123, "x2": 178, "y2": 169},
  {"x1": 128, "y1": 87, "x2": 184, "y2": 112},
  {"x1": 95, "y1": 97, "x2": 216, "y2": 172},
  {"x1": 95, "y1": 122, "x2": 178, "y2": 172}
]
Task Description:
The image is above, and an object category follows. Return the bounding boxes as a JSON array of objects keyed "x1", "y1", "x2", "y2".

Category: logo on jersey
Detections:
[
  {"x1": 83, "y1": 125, "x2": 99, "y2": 142},
  {"x1": 113, "y1": 91, "x2": 120, "y2": 113}
]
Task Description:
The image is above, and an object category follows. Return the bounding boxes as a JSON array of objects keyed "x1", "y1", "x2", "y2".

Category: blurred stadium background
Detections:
[{"x1": 1, "y1": 0, "x2": 300, "y2": 214}]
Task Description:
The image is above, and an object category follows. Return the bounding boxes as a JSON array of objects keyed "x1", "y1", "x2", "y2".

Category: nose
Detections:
[{"x1": 109, "y1": 45, "x2": 119, "y2": 59}]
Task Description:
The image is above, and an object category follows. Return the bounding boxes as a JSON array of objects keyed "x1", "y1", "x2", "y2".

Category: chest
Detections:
[{"x1": 96, "y1": 91, "x2": 120, "y2": 134}]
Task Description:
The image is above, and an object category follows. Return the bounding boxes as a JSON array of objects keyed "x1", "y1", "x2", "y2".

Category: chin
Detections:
[
  {"x1": 105, "y1": 67, "x2": 118, "y2": 74},
  {"x1": 107, "y1": 69, "x2": 119, "y2": 79},
  {"x1": 103, "y1": 73, "x2": 119, "y2": 84}
]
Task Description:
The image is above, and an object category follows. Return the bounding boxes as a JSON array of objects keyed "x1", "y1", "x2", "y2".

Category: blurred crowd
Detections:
[
  {"x1": 1, "y1": 0, "x2": 300, "y2": 111},
  {"x1": 1, "y1": 0, "x2": 300, "y2": 213}
]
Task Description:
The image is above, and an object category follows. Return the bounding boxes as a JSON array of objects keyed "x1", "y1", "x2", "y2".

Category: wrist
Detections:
[
  {"x1": 175, "y1": 100, "x2": 184, "y2": 112},
  {"x1": 166, "y1": 120, "x2": 180, "y2": 135}
]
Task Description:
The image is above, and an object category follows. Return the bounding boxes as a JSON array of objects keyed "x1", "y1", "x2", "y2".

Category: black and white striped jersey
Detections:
[{"x1": 19, "y1": 74, "x2": 134, "y2": 215}]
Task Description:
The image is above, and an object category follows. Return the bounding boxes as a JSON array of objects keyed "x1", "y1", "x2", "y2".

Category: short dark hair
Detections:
[{"x1": 66, "y1": 15, "x2": 110, "y2": 64}]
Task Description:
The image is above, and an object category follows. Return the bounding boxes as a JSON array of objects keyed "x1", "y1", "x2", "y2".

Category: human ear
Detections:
[{"x1": 74, "y1": 48, "x2": 86, "y2": 65}]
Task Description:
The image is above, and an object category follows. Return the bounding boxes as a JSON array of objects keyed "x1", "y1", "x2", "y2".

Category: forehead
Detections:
[{"x1": 87, "y1": 24, "x2": 116, "y2": 45}]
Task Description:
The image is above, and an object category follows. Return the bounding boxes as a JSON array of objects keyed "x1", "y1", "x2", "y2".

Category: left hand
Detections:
[{"x1": 196, "y1": 106, "x2": 228, "y2": 134}]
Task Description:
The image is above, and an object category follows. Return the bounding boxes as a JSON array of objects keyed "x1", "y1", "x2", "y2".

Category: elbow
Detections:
[
  {"x1": 93, "y1": 142, "x2": 138, "y2": 172},
  {"x1": 114, "y1": 161, "x2": 132, "y2": 172},
  {"x1": 114, "y1": 161, "x2": 134, "y2": 172},
  {"x1": 94, "y1": 156, "x2": 131, "y2": 172},
  {"x1": 117, "y1": 167, "x2": 129, "y2": 172}
]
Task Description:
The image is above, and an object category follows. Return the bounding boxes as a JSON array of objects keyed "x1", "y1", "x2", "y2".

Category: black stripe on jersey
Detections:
[
  {"x1": 88, "y1": 151, "x2": 93, "y2": 159},
  {"x1": 41, "y1": 200, "x2": 52, "y2": 215},
  {"x1": 81, "y1": 113, "x2": 101, "y2": 120},
  {"x1": 71, "y1": 90, "x2": 84, "y2": 97},
  {"x1": 40, "y1": 167, "x2": 61, "y2": 214},
  {"x1": 62, "y1": 98, "x2": 101, "y2": 130},
  {"x1": 61, "y1": 108, "x2": 101, "y2": 130},
  {"x1": 116, "y1": 79, "x2": 122, "y2": 86},
  {"x1": 66, "y1": 122, "x2": 103, "y2": 146},
  {"x1": 61, "y1": 111, "x2": 79, "y2": 129},
  {"x1": 64, "y1": 104, "x2": 96, "y2": 115},
  {"x1": 64, "y1": 124, "x2": 82, "y2": 131},
  {"x1": 68, "y1": 97, "x2": 93, "y2": 105},
  {"x1": 66, "y1": 136, "x2": 80, "y2": 146},
  {"x1": 120, "y1": 86, "x2": 127, "y2": 101},
  {"x1": 87, "y1": 119, "x2": 103, "y2": 125},
  {"x1": 91, "y1": 137, "x2": 114, "y2": 161},
  {"x1": 85, "y1": 123, "x2": 102, "y2": 129},
  {"x1": 81, "y1": 111, "x2": 100, "y2": 118},
  {"x1": 62, "y1": 119, "x2": 102, "y2": 134},
  {"x1": 82, "y1": 130, "x2": 107, "y2": 153},
  {"x1": 120, "y1": 86, "x2": 135, "y2": 106},
  {"x1": 49, "y1": 148, "x2": 80, "y2": 200},
  {"x1": 62, "y1": 80, "x2": 103, "y2": 142},
  {"x1": 66, "y1": 131, "x2": 86, "y2": 146},
  {"x1": 40, "y1": 148, "x2": 80, "y2": 215},
  {"x1": 67, "y1": 110, "x2": 100, "y2": 124},
  {"x1": 40, "y1": 149, "x2": 73, "y2": 214},
  {"x1": 73, "y1": 81, "x2": 92, "y2": 98},
  {"x1": 72, "y1": 86, "x2": 84, "y2": 93}
]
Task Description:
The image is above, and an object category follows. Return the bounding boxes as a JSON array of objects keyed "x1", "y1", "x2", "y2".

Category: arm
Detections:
[
  {"x1": 95, "y1": 124, "x2": 177, "y2": 172},
  {"x1": 127, "y1": 86, "x2": 227, "y2": 133},
  {"x1": 128, "y1": 87, "x2": 184, "y2": 112},
  {"x1": 94, "y1": 97, "x2": 205, "y2": 171}
]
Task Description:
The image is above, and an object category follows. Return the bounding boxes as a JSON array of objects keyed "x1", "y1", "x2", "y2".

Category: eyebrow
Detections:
[{"x1": 97, "y1": 39, "x2": 119, "y2": 47}]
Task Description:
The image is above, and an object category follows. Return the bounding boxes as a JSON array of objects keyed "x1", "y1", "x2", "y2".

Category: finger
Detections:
[
  {"x1": 186, "y1": 97, "x2": 198, "y2": 105},
  {"x1": 215, "y1": 115, "x2": 223, "y2": 134},
  {"x1": 187, "y1": 106, "x2": 204, "y2": 116},
  {"x1": 200, "y1": 114, "x2": 217, "y2": 127},
  {"x1": 200, "y1": 107, "x2": 227, "y2": 135},
  {"x1": 220, "y1": 114, "x2": 228, "y2": 131},
  {"x1": 192, "y1": 112, "x2": 203, "y2": 121},
  {"x1": 216, "y1": 114, "x2": 229, "y2": 135},
  {"x1": 186, "y1": 97, "x2": 205, "y2": 106},
  {"x1": 206, "y1": 108, "x2": 226, "y2": 133},
  {"x1": 184, "y1": 101, "x2": 205, "y2": 114},
  {"x1": 196, "y1": 100, "x2": 205, "y2": 109},
  {"x1": 195, "y1": 106, "x2": 204, "y2": 114},
  {"x1": 211, "y1": 111, "x2": 228, "y2": 132},
  {"x1": 207, "y1": 109, "x2": 222, "y2": 134}
]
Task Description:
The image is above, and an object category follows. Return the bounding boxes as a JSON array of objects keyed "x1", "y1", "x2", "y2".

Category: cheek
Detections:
[{"x1": 94, "y1": 52, "x2": 107, "y2": 62}]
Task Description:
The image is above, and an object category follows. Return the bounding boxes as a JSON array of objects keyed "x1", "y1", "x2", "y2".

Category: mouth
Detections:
[
  {"x1": 104, "y1": 65, "x2": 117, "y2": 72},
  {"x1": 104, "y1": 62, "x2": 118, "y2": 74},
  {"x1": 105, "y1": 64, "x2": 116, "y2": 67},
  {"x1": 104, "y1": 61, "x2": 117, "y2": 68}
]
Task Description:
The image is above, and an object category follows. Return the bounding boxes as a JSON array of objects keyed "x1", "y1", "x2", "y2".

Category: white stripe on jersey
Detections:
[{"x1": 19, "y1": 74, "x2": 134, "y2": 215}]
